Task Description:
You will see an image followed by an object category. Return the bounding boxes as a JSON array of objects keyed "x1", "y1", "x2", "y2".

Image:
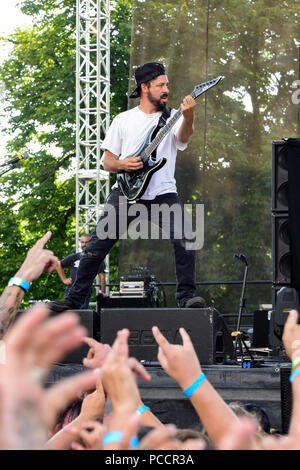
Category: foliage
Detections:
[
  {"x1": 0, "y1": 0, "x2": 133, "y2": 303},
  {"x1": 120, "y1": 0, "x2": 300, "y2": 314}
]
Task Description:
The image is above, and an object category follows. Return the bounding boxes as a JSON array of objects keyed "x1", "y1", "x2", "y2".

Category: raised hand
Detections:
[
  {"x1": 152, "y1": 326, "x2": 202, "y2": 390},
  {"x1": 15, "y1": 231, "x2": 58, "y2": 283},
  {"x1": 100, "y1": 329, "x2": 150, "y2": 412},
  {"x1": 82, "y1": 337, "x2": 111, "y2": 369}
]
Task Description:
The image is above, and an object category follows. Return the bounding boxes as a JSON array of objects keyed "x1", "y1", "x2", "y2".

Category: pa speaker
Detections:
[
  {"x1": 100, "y1": 307, "x2": 235, "y2": 365},
  {"x1": 272, "y1": 141, "x2": 291, "y2": 286},
  {"x1": 60, "y1": 309, "x2": 100, "y2": 364},
  {"x1": 16, "y1": 309, "x2": 100, "y2": 364},
  {"x1": 272, "y1": 141, "x2": 289, "y2": 213},
  {"x1": 252, "y1": 309, "x2": 271, "y2": 348},
  {"x1": 272, "y1": 213, "x2": 291, "y2": 284},
  {"x1": 272, "y1": 139, "x2": 300, "y2": 289}
]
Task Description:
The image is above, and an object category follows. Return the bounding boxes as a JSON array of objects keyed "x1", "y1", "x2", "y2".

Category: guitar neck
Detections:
[
  {"x1": 145, "y1": 108, "x2": 182, "y2": 157},
  {"x1": 144, "y1": 76, "x2": 222, "y2": 158}
]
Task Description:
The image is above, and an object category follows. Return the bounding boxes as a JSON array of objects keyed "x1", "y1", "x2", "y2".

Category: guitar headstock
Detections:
[{"x1": 191, "y1": 76, "x2": 223, "y2": 100}]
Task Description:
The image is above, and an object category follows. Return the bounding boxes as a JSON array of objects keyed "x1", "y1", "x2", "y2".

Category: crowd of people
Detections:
[{"x1": 0, "y1": 232, "x2": 300, "y2": 451}]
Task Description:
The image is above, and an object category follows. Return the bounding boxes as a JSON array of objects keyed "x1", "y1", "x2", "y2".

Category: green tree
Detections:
[{"x1": 0, "y1": 0, "x2": 133, "y2": 303}]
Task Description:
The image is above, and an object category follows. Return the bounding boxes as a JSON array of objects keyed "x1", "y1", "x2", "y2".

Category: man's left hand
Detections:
[{"x1": 180, "y1": 95, "x2": 195, "y2": 122}]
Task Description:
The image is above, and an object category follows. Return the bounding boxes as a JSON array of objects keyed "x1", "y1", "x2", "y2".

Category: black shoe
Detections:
[
  {"x1": 179, "y1": 296, "x2": 206, "y2": 308},
  {"x1": 47, "y1": 298, "x2": 79, "y2": 314}
]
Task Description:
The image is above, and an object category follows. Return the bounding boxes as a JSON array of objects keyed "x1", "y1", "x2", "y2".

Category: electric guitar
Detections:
[{"x1": 117, "y1": 76, "x2": 223, "y2": 201}]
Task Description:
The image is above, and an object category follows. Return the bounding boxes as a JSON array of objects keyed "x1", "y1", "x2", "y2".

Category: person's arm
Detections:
[
  {"x1": 135, "y1": 399, "x2": 164, "y2": 428},
  {"x1": 56, "y1": 261, "x2": 72, "y2": 286},
  {"x1": 99, "y1": 272, "x2": 106, "y2": 295},
  {"x1": 0, "y1": 232, "x2": 58, "y2": 339},
  {"x1": 152, "y1": 326, "x2": 239, "y2": 447},
  {"x1": 176, "y1": 95, "x2": 195, "y2": 144},
  {"x1": 103, "y1": 150, "x2": 143, "y2": 173},
  {"x1": 282, "y1": 309, "x2": 300, "y2": 436}
]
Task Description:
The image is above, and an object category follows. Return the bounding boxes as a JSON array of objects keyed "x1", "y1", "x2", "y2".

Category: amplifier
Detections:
[
  {"x1": 120, "y1": 281, "x2": 145, "y2": 293},
  {"x1": 97, "y1": 294, "x2": 153, "y2": 311}
]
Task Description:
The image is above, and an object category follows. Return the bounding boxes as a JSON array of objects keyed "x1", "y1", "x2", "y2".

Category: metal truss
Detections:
[{"x1": 76, "y1": 0, "x2": 110, "y2": 288}]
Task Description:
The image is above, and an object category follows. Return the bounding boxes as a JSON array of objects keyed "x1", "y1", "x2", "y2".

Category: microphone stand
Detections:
[
  {"x1": 232, "y1": 254, "x2": 255, "y2": 365},
  {"x1": 0, "y1": 162, "x2": 18, "y2": 177}
]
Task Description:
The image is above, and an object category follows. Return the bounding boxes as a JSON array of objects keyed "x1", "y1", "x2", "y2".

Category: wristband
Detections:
[
  {"x1": 292, "y1": 363, "x2": 300, "y2": 374},
  {"x1": 102, "y1": 431, "x2": 139, "y2": 449},
  {"x1": 137, "y1": 405, "x2": 150, "y2": 415},
  {"x1": 292, "y1": 355, "x2": 300, "y2": 372},
  {"x1": 129, "y1": 436, "x2": 139, "y2": 449},
  {"x1": 182, "y1": 373, "x2": 206, "y2": 397},
  {"x1": 102, "y1": 431, "x2": 123, "y2": 446},
  {"x1": 289, "y1": 368, "x2": 300, "y2": 383},
  {"x1": 8, "y1": 277, "x2": 31, "y2": 292}
]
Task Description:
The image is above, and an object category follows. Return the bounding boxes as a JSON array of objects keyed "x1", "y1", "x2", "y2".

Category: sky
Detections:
[
  {"x1": 0, "y1": 0, "x2": 32, "y2": 62},
  {"x1": 0, "y1": 1, "x2": 32, "y2": 162}
]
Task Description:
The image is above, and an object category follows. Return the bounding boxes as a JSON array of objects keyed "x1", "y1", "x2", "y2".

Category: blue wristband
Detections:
[
  {"x1": 290, "y1": 368, "x2": 300, "y2": 383},
  {"x1": 137, "y1": 405, "x2": 150, "y2": 415},
  {"x1": 182, "y1": 373, "x2": 206, "y2": 397},
  {"x1": 130, "y1": 436, "x2": 139, "y2": 449},
  {"x1": 102, "y1": 431, "x2": 139, "y2": 448},
  {"x1": 102, "y1": 431, "x2": 123, "y2": 446},
  {"x1": 8, "y1": 277, "x2": 31, "y2": 292}
]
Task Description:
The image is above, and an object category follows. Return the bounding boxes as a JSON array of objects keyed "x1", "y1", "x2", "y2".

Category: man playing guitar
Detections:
[{"x1": 49, "y1": 62, "x2": 206, "y2": 313}]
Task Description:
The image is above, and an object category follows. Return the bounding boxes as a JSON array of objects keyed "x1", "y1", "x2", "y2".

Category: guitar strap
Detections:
[
  {"x1": 150, "y1": 106, "x2": 172, "y2": 162},
  {"x1": 157, "y1": 106, "x2": 172, "y2": 129}
]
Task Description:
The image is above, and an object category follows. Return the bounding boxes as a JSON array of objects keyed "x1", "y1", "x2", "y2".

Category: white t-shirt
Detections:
[{"x1": 101, "y1": 106, "x2": 189, "y2": 199}]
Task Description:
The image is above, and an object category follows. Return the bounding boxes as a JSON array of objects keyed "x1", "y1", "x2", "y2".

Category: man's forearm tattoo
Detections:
[{"x1": 0, "y1": 291, "x2": 22, "y2": 339}]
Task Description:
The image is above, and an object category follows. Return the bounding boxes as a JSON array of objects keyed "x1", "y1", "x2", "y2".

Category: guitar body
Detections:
[{"x1": 117, "y1": 125, "x2": 167, "y2": 202}]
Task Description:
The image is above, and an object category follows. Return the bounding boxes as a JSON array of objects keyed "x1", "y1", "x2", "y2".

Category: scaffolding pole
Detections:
[{"x1": 76, "y1": 0, "x2": 110, "y2": 292}]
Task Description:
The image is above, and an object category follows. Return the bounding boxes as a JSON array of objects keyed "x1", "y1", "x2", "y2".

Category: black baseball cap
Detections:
[{"x1": 129, "y1": 62, "x2": 166, "y2": 98}]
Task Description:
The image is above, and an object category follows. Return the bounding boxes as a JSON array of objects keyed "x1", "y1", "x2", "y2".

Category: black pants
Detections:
[{"x1": 67, "y1": 188, "x2": 196, "y2": 308}]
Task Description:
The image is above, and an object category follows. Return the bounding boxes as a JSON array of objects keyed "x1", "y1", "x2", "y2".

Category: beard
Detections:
[{"x1": 147, "y1": 89, "x2": 168, "y2": 111}]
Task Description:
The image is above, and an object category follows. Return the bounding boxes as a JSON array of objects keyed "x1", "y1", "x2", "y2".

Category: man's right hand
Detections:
[
  {"x1": 63, "y1": 278, "x2": 72, "y2": 286},
  {"x1": 120, "y1": 156, "x2": 143, "y2": 172}
]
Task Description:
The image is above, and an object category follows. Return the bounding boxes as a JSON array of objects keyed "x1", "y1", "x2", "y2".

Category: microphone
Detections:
[
  {"x1": 1, "y1": 152, "x2": 30, "y2": 167},
  {"x1": 234, "y1": 253, "x2": 248, "y2": 266}
]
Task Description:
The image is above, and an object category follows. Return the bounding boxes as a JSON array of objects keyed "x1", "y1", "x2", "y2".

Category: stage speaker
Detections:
[
  {"x1": 272, "y1": 141, "x2": 289, "y2": 213},
  {"x1": 252, "y1": 309, "x2": 271, "y2": 348},
  {"x1": 16, "y1": 309, "x2": 99, "y2": 364},
  {"x1": 272, "y1": 141, "x2": 290, "y2": 285},
  {"x1": 58, "y1": 309, "x2": 100, "y2": 364},
  {"x1": 272, "y1": 139, "x2": 300, "y2": 290},
  {"x1": 272, "y1": 213, "x2": 291, "y2": 285},
  {"x1": 280, "y1": 366, "x2": 292, "y2": 434},
  {"x1": 100, "y1": 307, "x2": 235, "y2": 365}
]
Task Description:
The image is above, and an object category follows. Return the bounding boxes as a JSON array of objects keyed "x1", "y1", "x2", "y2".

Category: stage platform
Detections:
[{"x1": 45, "y1": 361, "x2": 292, "y2": 434}]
